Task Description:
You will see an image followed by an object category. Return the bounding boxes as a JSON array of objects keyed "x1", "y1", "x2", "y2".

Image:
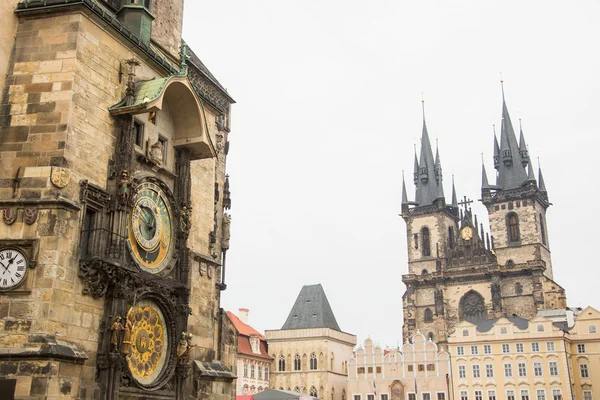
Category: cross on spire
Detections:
[{"x1": 458, "y1": 196, "x2": 473, "y2": 213}]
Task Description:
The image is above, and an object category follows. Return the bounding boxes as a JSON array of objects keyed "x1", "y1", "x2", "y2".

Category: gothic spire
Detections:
[
  {"x1": 496, "y1": 82, "x2": 528, "y2": 190},
  {"x1": 451, "y1": 175, "x2": 458, "y2": 208},
  {"x1": 482, "y1": 158, "x2": 490, "y2": 189},
  {"x1": 527, "y1": 159, "x2": 536, "y2": 183},
  {"x1": 518, "y1": 119, "x2": 530, "y2": 168},
  {"x1": 414, "y1": 99, "x2": 441, "y2": 206},
  {"x1": 413, "y1": 145, "x2": 419, "y2": 185},
  {"x1": 538, "y1": 162, "x2": 548, "y2": 193},
  {"x1": 402, "y1": 171, "x2": 408, "y2": 205},
  {"x1": 493, "y1": 125, "x2": 500, "y2": 170}
]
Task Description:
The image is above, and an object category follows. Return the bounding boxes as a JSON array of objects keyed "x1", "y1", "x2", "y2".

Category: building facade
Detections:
[
  {"x1": 227, "y1": 309, "x2": 273, "y2": 396},
  {"x1": 266, "y1": 284, "x2": 356, "y2": 400},
  {"x1": 400, "y1": 92, "x2": 566, "y2": 345},
  {"x1": 347, "y1": 333, "x2": 451, "y2": 400},
  {"x1": 0, "y1": 1, "x2": 237, "y2": 398},
  {"x1": 448, "y1": 307, "x2": 600, "y2": 400}
]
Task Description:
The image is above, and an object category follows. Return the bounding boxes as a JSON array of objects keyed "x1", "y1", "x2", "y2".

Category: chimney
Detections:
[{"x1": 239, "y1": 308, "x2": 249, "y2": 324}]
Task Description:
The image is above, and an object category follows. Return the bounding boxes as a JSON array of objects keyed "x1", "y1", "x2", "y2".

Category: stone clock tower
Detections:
[
  {"x1": 401, "y1": 93, "x2": 567, "y2": 345},
  {"x1": 0, "y1": 1, "x2": 237, "y2": 399}
]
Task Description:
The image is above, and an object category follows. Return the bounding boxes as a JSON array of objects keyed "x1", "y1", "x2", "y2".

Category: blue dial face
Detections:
[
  {"x1": 0, "y1": 248, "x2": 27, "y2": 290},
  {"x1": 127, "y1": 182, "x2": 175, "y2": 274}
]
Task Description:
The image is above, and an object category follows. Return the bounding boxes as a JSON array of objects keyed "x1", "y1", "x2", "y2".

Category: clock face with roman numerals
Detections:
[{"x1": 0, "y1": 248, "x2": 28, "y2": 290}]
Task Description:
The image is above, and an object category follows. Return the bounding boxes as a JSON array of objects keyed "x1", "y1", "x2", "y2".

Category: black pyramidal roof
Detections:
[{"x1": 281, "y1": 284, "x2": 341, "y2": 331}]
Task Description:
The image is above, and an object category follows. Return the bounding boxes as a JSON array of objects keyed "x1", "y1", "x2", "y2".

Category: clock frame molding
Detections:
[{"x1": 0, "y1": 239, "x2": 39, "y2": 294}]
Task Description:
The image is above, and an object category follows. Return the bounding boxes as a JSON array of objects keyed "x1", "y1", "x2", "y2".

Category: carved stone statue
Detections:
[
  {"x1": 222, "y1": 213, "x2": 231, "y2": 250},
  {"x1": 491, "y1": 282, "x2": 502, "y2": 311},
  {"x1": 180, "y1": 205, "x2": 192, "y2": 235},
  {"x1": 148, "y1": 141, "x2": 163, "y2": 166},
  {"x1": 118, "y1": 170, "x2": 131, "y2": 205},
  {"x1": 110, "y1": 316, "x2": 122, "y2": 351},
  {"x1": 121, "y1": 316, "x2": 133, "y2": 355},
  {"x1": 177, "y1": 332, "x2": 196, "y2": 364}
]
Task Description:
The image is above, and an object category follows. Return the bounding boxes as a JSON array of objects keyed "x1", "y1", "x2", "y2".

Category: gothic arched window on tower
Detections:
[
  {"x1": 424, "y1": 308, "x2": 433, "y2": 323},
  {"x1": 310, "y1": 387, "x2": 318, "y2": 397},
  {"x1": 448, "y1": 226, "x2": 455, "y2": 249},
  {"x1": 421, "y1": 227, "x2": 431, "y2": 256},
  {"x1": 459, "y1": 290, "x2": 487, "y2": 323},
  {"x1": 310, "y1": 353, "x2": 318, "y2": 370},
  {"x1": 507, "y1": 213, "x2": 520, "y2": 243},
  {"x1": 515, "y1": 283, "x2": 523, "y2": 296},
  {"x1": 294, "y1": 354, "x2": 301, "y2": 371},
  {"x1": 539, "y1": 213, "x2": 547, "y2": 246},
  {"x1": 278, "y1": 356, "x2": 285, "y2": 371}
]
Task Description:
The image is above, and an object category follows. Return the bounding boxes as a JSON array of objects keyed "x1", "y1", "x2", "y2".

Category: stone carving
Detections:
[
  {"x1": 216, "y1": 131, "x2": 224, "y2": 153},
  {"x1": 207, "y1": 265, "x2": 213, "y2": 279},
  {"x1": 121, "y1": 316, "x2": 133, "y2": 355},
  {"x1": 24, "y1": 208, "x2": 38, "y2": 225},
  {"x1": 110, "y1": 316, "x2": 123, "y2": 351},
  {"x1": 51, "y1": 167, "x2": 71, "y2": 188},
  {"x1": 459, "y1": 290, "x2": 486, "y2": 323},
  {"x1": 79, "y1": 259, "x2": 116, "y2": 298},
  {"x1": 223, "y1": 175, "x2": 231, "y2": 210},
  {"x1": 180, "y1": 205, "x2": 192, "y2": 236},
  {"x1": 148, "y1": 141, "x2": 164, "y2": 166},
  {"x1": 434, "y1": 289, "x2": 444, "y2": 315},
  {"x1": 222, "y1": 213, "x2": 231, "y2": 250},
  {"x1": 2, "y1": 208, "x2": 17, "y2": 225},
  {"x1": 177, "y1": 332, "x2": 195, "y2": 364},
  {"x1": 118, "y1": 170, "x2": 133, "y2": 206},
  {"x1": 80, "y1": 180, "x2": 111, "y2": 211}
]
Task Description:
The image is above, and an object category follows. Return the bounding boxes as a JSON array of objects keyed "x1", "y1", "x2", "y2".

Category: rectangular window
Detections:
[
  {"x1": 376, "y1": 366, "x2": 382, "y2": 373},
  {"x1": 521, "y1": 390, "x2": 530, "y2": 400},
  {"x1": 583, "y1": 391, "x2": 593, "y2": 400},
  {"x1": 518, "y1": 362, "x2": 527, "y2": 377},
  {"x1": 354, "y1": 396, "x2": 361, "y2": 400},
  {"x1": 358, "y1": 367, "x2": 365, "y2": 374},
  {"x1": 536, "y1": 389, "x2": 546, "y2": 400},
  {"x1": 504, "y1": 363, "x2": 513, "y2": 377},
  {"x1": 472, "y1": 364, "x2": 480, "y2": 378},
  {"x1": 437, "y1": 394, "x2": 445, "y2": 400},
  {"x1": 460, "y1": 391, "x2": 468, "y2": 400},
  {"x1": 484, "y1": 345, "x2": 492, "y2": 354},
  {"x1": 381, "y1": 395, "x2": 389, "y2": 400},
  {"x1": 457, "y1": 346, "x2": 465, "y2": 356},
  {"x1": 367, "y1": 395, "x2": 375, "y2": 400},
  {"x1": 423, "y1": 394, "x2": 431, "y2": 400},
  {"x1": 475, "y1": 391, "x2": 483, "y2": 400},
  {"x1": 549, "y1": 361, "x2": 558, "y2": 376},
  {"x1": 265, "y1": 367, "x2": 269, "y2": 380},
  {"x1": 488, "y1": 390, "x2": 496, "y2": 400},
  {"x1": 485, "y1": 364, "x2": 494, "y2": 378},
  {"x1": 578, "y1": 344, "x2": 587, "y2": 353},
  {"x1": 502, "y1": 344, "x2": 510, "y2": 353},
  {"x1": 546, "y1": 341, "x2": 555, "y2": 351},
  {"x1": 532, "y1": 342, "x2": 540, "y2": 352},
  {"x1": 516, "y1": 343, "x2": 524, "y2": 353},
  {"x1": 133, "y1": 120, "x2": 144, "y2": 147},
  {"x1": 418, "y1": 364, "x2": 425, "y2": 372},
  {"x1": 368, "y1": 367, "x2": 373, "y2": 373},
  {"x1": 552, "y1": 390, "x2": 561, "y2": 400},
  {"x1": 507, "y1": 390, "x2": 515, "y2": 400},
  {"x1": 471, "y1": 345, "x2": 479, "y2": 355},
  {"x1": 409, "y1": 394, "x2": 416, "y2": 400},
  {"x1": 581, "y1": 363, "x2": 590, "y2": 378},
  {"x1": 258, "y1": 366, "x2": 262, "y2": 379},
  {"x1": 500, "y1": 327, "x2": 508, "y2": 334},
  {"x1": 427, "y1": 364, "x2": 435, "y2": 371},
  {"x1": 407, "y1": 365, "x2": 413, "y2": 372},
  {"x1": 458, "y1": 365, "x2": 466, "y2": 379},
  {"x1": 533, "y1": 362, "x2": 542, "y2": 377}
]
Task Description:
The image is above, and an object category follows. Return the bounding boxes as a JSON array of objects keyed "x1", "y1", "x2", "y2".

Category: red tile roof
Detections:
[{"x1": 226, "y1": 311, "x2": 272, "y2": 360}]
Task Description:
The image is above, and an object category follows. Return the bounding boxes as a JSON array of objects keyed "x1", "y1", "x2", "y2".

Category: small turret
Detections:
[
  {"x1": 401, "y1": 171, "x2": 409, "y2": 215},
  {"x1": 519, "y1": 120, "x2": 529, "y2": 168},
  {"x1": 493, "y1": 126, "x2": 500, "y2": 170},
  {"x1": 413, "y1": 147, "x2": 419, "y2": 185},
  {"x1": 451, "y1": 175, "x2": 458, "y2": 209}
]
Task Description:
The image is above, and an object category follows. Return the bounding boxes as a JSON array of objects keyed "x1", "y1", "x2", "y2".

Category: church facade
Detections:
[
  {"x1": 400, "y1": 92, "x2": 567, "y2": 345},
  {"x1": 0, "y1": 1, "x2": 237, "y2": 399}
]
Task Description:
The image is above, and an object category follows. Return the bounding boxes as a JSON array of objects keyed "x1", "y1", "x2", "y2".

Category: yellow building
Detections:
[
  {"x1": 448, "y1": 307, "x2": 600, "y2": 400},
  {"x1": 347, "y1": 333, "x2": 451, "y2": 400}
]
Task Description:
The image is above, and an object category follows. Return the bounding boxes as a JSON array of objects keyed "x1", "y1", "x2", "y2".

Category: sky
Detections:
[{"x1": 183, "y1": 0, "x2": 600, "y2": 349}]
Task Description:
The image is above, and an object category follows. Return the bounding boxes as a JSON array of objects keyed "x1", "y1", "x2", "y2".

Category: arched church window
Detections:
[
  {"x1": 342, "y1": 389, "x2": 346, "y2": 400},
  {"x1": 278, "y1": 356, "x2": 285, "y2": 371},
  {"x1": 539, "y1": 213, "x2": 547, "y2": 245},
  {"x1": 448, "y1": 226, "x2": 455, "y2": 249},
  {"x1": 424, "y1": 308, "x2": 433, "y2": 323},
  {"x1": 459, "y1": 290, "x2": 486, "y2": 323},
  {"x1": 310, "y1": 353, "x2": 318, "y2": 370},
  {"x1": 515, "y1": 283, "x2": 523, "y2": 296},
  {"x1": 421, "y1": 227, "x2": 431, "y2": 256},
  {"x1": 507, "y1": 213, "x2": 520, "y2": 243},
  {"x1": 294, "y1": 354, "x2": 301, "y2": 371},
  {"x1": 310, "y1": 387, "x2": 318, "y2": 397}
]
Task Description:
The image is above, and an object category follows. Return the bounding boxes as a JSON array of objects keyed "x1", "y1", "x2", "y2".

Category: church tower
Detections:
[{"x1": 401, "y1": 92, "x2": 566, "y2": 345}]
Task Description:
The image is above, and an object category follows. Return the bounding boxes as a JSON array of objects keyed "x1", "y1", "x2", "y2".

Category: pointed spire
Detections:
[
  {"x1": 413, "y1": 145, "x2": 419, "y2": 185},
  {"x1": 451, "y1": 175, "x2": 458, "y2": 208},
  {"x1": 538, "y1": 158, "x2": 548, "y2": 193},
  {"x1": 518, "y1": 119, "x2": 529, "y2": 167},
  {"x1": 493, "y1": 125, "x2": 500, "y2": 170},
  {"x1": 402, "y1": 171, "x2": 408, "y2": 205},
  {"x1": 414, "y1": 98, "x2": 440, "y2": 206},
  {"x1": 527, "y1": 160, "x2": 536, "y2": 184},
  {"x1": 496, "y1": 80, "x2": 528, "y2": 189},
  {"x1": 482, "y1": 155, "x2": 490, "y2": 189}
]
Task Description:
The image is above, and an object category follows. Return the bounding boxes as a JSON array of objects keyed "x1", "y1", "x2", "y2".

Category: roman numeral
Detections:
[
  {"x1": 15, "y1": 273, "x2": 22, "y2": 278},
  {"x1": 16, "y1": 259, "x2": 23, "y2": 264},
  {"x1": 6, "y1": 251, "x2": 12, "y2": 258},
  {"x1": 17, "y1": 266, "x2": 25, "y2": 271},
  {"x1": 2, "y1": 279, "x2": 6, "y2": 286}
]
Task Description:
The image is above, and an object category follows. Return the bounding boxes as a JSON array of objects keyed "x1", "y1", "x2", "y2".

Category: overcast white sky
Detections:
[{"x1": 183, "y1": 1, "x2": 600, "y2": 348}]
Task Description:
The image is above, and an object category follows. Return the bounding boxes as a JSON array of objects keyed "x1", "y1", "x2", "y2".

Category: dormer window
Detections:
[{"x1": 250, "y1": 336, "x2": 260, "y2": 354}]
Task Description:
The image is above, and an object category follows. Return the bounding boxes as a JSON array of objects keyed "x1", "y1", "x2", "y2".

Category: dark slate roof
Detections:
[
  {"x1": 185, "y1": 42, "x2": 231, "y2": 98},
  {"x1": 281, "y1": 284, "x2": 341, "y2": 331},
  {"x1": 476, "y1": 316, "x2": 529, "y2": 332},
  {"x1": 496, "y1": 95, "x2": 528, "y2": 190}
]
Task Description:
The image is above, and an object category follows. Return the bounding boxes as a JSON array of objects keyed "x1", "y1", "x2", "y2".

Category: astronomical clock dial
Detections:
[
  {"x1": 0, "y1": 248, "x2": 28, "y2": 290},
  {"x1": 460, "y1": 226, "x2": 473, "y2": 241},
  {"x1": 127, "y1": 300, "x2": 169, "y2": 386},
  {"x1": 127, "y1": 181, "x2": 175, "y2": 274}
]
